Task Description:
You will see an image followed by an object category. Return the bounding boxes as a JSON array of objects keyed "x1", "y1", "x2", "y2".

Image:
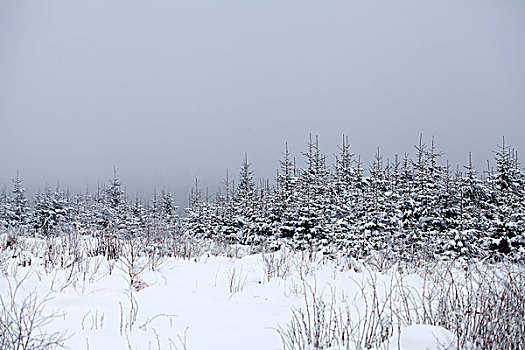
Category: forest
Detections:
[{"x1": 2, "y1": 135, "x2": 524, "y2": 262}]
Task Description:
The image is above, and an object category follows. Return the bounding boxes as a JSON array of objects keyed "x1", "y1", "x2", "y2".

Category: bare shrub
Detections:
[
  {"x1": 119, "y1": 288, "x2": 139, "y2": 334},
  {"x1": 168, "y1": 235, "x2": 202, "y2": 260},
  {"x1": 278, "y1": 275, "x2": 394, "y2": 350},
  {"x1": 120, "y1": 238, "x2": 149, "y2": 290},
  {"x1": 0, "y1": 274, "x2": 68, "y2": 350},
  {"x1": 279, "y1": 260, "x2": 525, "y2": 350},
  {"x1": 262, "y1": 248, "x2": 293, "y2": 282},
  {"x1": 227, "y1": 266, "x2": 247, "y2": 297},
  {"x1": 408, "y1": 262, "x2": 525, "y2": 350}
]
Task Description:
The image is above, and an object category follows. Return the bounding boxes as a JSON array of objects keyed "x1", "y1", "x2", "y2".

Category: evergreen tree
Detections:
[
  {"x1": 217, "y1": 169, "x2": 238, "y2": 242},
  {"x1": 234, "y1": 153, "x2": 257, "y2": 243},
  {"x1": 488, "y1": 138, "x2": 517, "y2": 255},
  {"x1": 127, "y1": 194, "x2": 147, "y2": 236},
  {"x1": 161, "y1": 189, "x2": 178, "y2": 234},
  {"x1": 488, "y1": 138, "x2": 525, "y2": 257},
  {"x1": 356, "y1": 148, "x2": 392, "y2": 255},
  {"x1": 105, "y1": 169, "x2": 125, "y2": 231},
  {"x1": 0, "y1": 186, "x2": 8, "y2": 228},
  {"x1": 33, "y1": 184, "x2": 69, "y2": 235},
  {"x1": 331, "y1": 135, "x2": 363, "y2": 247},
  {"x1": 294, "y1": 135, "x2": 331, "y2": 248},
  {"x1": 184, "y1": 178, "x2": 211, "y2": 239},
  {"x1": 276, "y1": 143, "x2": 300, "y2": 240},
  {"x1": 236, "y1": 153, "x2": 256, "y2": 210},
  {"x1": 6, "y1": 172, "x2": 30, "y2": 228}
]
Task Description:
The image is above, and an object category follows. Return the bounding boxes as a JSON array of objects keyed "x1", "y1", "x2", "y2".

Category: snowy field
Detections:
[{"x1": 0, "y1": 236, "x2": 523, "y2": 350}]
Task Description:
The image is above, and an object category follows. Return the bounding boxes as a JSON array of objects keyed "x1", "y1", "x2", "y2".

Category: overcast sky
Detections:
[{"x1": 1, "y1": 0, "x2": 524, "y2": 204}]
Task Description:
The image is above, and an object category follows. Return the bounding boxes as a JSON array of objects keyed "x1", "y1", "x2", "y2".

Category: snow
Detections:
[
  {"x1": 0, "y1": 250, "x2": 461, "y2": 350},
  {"x1": 388, "y1": 325, "x2": 457, "y2": 350}
]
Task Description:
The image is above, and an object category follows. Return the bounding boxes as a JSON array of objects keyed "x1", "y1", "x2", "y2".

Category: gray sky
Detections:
[{"x1": 1, "y1": 0, "x2": 524, "y2": 204}]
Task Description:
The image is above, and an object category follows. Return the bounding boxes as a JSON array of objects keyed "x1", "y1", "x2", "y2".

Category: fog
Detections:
[{"x1": 1, "y1": 0, "x2": 524, "y2": 205}]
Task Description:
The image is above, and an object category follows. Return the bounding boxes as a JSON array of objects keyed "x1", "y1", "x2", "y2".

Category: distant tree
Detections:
[
  {"x1": 276, "y1": 143, "x2": 300, "y2": 240},
  {"x1": 184, "y1": 177, "x2": 211, "y2": 239},
  {"x1": 276, "y1": 143, "x2": 295, "y2": 214},
  {"x1": 71, "y1": 186, "x2": 93, "y2": 233},
  {"x1": 233, "y1": 153, "x2": 257, "y2": 243},
  {"x1": 6, "y1": 172, "x2": 30, "y2": 228},
  {"x1": 294, "y1": 135, "x2": 331, "y2": 248},
  {"x1": 105, "y1": 168, "x2": 125, "y2": 231},
  {"x1": 355, "y1": 148, "x2": 392, "y2": 255},
  {"x1": 161, "y1": 189, "x2": 178, "y2": 234},
  {"x1": 127, "y1": 194, "x2": 147, "y2": 236},
  {"x1": 332, "y1": 135, "x2": 363, "y2": 242},
  {"x1": 217, "y1": 169, "x2": 238, "y2": 242},
  {"x1": 236, "y1": 153, "x2": 256, "y2": 210},
  {"x1": 33, "y1": 184, "x2": 69, "y2": 235},
  {"x1": 0, "y1": 186, "x2": 8, "y2": 228},
  {"x1": 488, "y1": 138, "x2": 525, "y2": 257},
  {"x1": 92, "y1": 183, "x2": 108, "y2": 230},
  {"x1": 442, "y1": 153, "x2": 485, "y2": 258}
]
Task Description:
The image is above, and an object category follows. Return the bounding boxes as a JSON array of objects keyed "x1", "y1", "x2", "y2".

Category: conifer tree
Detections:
[
  {"x1": 106, "y1": 169, "x2": 125, "y2": 232},
  {"x1": 236, "y1": 153, "x2": 255, "y2": 210},
  {"x1": 33, "y1": 184, "x2": 69, "y2": 235},
  {"x1": 184, "y1": 178, "x2": 211, "y2": 239},
  {"x1": 6, "y1": 172, "x2": 30, "y2": 228},
  {"x1": 128, "y1": 194, "x2": 147, "y2": 236},
  {"x1": 0, "y1": 186, "x2": 8, "y2": 228},
  {"x1": 295, "y1": 135, "x2": 331, "y2": 248},
  {"x1": 217, "y1": 169, "x2": 238, "y2": 242},
  {"x1": 356, "y1": 148, "x2": 391, "y2": 255},
  {"x1": 332, "y1": 135, "x2": 363, "y2": 242},
  {"x1": 488, "y1": 138, "x2": 525, "y2": 256},
  {"x1": 234, "y1": 153, "x2": 257, "y2": 243},
  {"x1": 276, "y1": 143, "x2": 300, "y2": 240}
]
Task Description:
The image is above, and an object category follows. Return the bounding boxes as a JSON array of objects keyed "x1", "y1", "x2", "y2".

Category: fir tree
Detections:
[
  {"x1": 295, "y1": 135, "x2": 331, "y2": 248},
  {"x1": 233, "y1": 153, "x2": 257, "y2": 243},
  {"x1": 276, "y1": 143, "x2": 300, "y2": 239},
  {"x1": 6, "y1": 171, "x2": 30, "y2": 228}
]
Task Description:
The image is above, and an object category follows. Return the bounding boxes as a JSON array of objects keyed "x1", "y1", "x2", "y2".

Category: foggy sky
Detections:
[{"x1": 1, "y1": 0, "x2": 524, "y2": 205}]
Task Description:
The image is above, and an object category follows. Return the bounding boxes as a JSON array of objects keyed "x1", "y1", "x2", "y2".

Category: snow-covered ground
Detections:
[{"x1": 0, "y1": 244, "x2": 465, "y2": 350}]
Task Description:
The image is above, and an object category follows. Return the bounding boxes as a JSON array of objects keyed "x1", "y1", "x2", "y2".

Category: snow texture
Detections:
[{"x1": 0, "y1": 248, "x2": 464, "y2": 350}]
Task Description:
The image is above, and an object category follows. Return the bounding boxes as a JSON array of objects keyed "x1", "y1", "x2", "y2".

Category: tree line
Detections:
[{"x1": 2, "y1": 135, "x2": 524, "y2": 261}]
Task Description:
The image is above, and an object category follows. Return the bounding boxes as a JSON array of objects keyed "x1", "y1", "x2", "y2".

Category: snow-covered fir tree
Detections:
[
  {"x1": 6, "y1": 172, "x2": 30, "y2": 228},
  {"x1": 234, "y1": 153, "x2": 256, "y2": 243},
  {"x1": 276, "y1": 143, "x2": 300, "y2": 240},
  {"x1": 105, "y1": 169, "x2": 126, "y2": 232},
  {"x1": 33, "y1": 184, "x2": 70, "y2": 235}
]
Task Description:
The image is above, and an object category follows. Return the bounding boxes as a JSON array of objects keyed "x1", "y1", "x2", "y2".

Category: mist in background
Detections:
[{"x1": 1, "y1": 0, "x2": 524, "y2": 206}]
